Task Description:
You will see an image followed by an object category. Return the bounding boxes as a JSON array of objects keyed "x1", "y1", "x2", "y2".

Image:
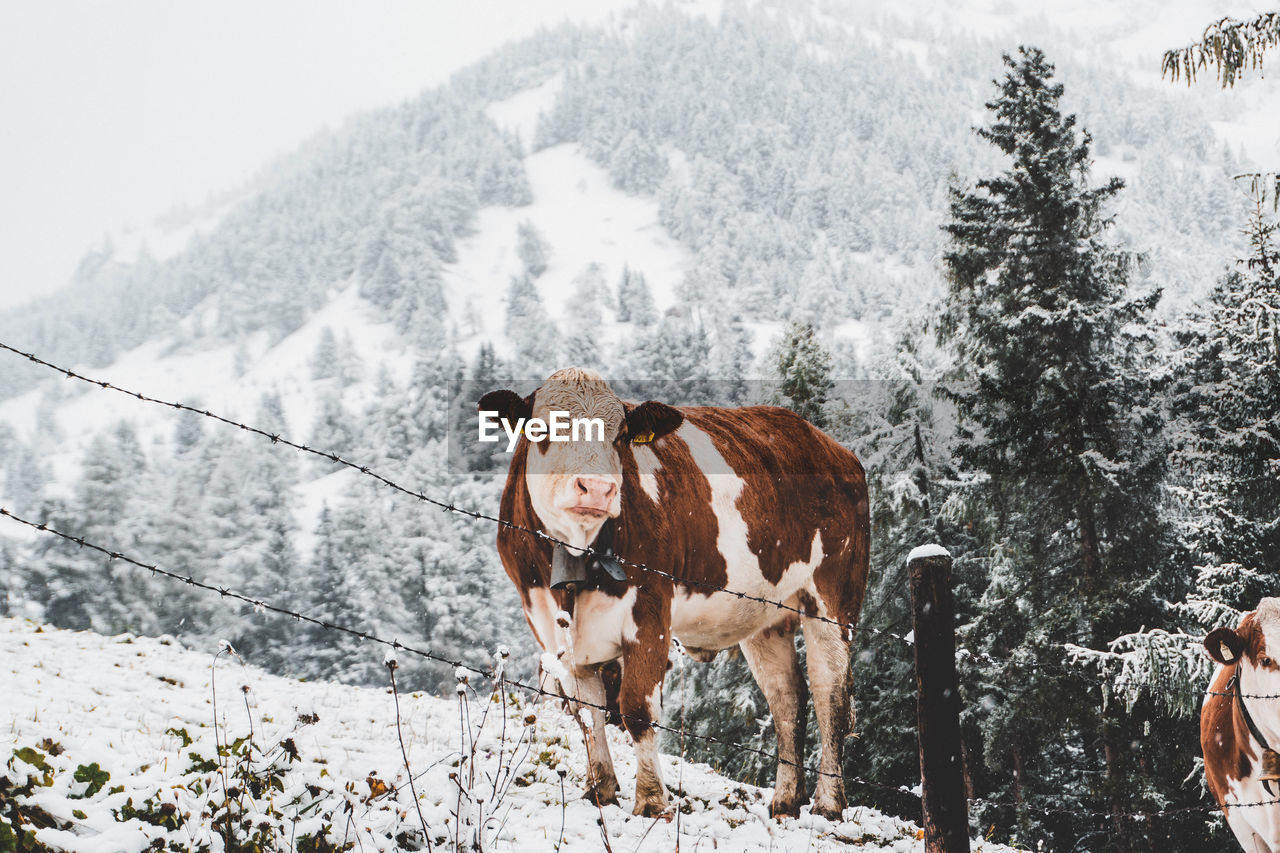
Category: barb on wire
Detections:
[{"x1": 0, "y1": 340, "x2": 909, "y2": 648}]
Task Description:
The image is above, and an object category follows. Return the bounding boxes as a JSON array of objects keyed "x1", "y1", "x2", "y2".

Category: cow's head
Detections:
[
  {"x1": 479, "y1": 368, "x2": 683, "y2": 550},
  {"x1": 1205, "y1": 598, "x2": 1280, "y2": 690}
]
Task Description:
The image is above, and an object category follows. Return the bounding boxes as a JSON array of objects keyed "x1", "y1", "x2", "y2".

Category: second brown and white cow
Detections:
[
  {"x1": 479, "y1": 368, "x2": 870, "y2": 819},
  {"x1": 1202, "y1": 598, "x2": 1280, "y2": 851}
]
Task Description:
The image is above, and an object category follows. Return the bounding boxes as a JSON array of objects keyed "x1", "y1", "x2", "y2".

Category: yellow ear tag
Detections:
[{"x1": 633, "y1": 431, "x2": 655, "y2": 444}]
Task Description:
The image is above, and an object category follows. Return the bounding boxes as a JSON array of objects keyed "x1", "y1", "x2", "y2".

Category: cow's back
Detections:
[{"x1": 665, "y1": 405, "x2": 870, "y2": 630}]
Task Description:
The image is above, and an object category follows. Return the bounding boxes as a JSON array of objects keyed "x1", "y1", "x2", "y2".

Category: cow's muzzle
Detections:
[{"x1": 570, "y1": 476, "x2": 617, "y2": 516}]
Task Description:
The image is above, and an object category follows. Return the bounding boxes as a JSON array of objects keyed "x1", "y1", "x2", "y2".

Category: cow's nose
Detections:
[{"x1": 575, "y1": 476, "x2": 617, "y2": 503}]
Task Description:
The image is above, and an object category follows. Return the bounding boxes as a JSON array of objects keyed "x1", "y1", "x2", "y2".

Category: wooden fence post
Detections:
[{"x1": 908, "y1": 544, "x2": 969, "y2": 853}]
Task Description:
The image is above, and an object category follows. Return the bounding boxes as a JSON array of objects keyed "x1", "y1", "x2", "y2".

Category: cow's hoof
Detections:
[
  {"x1": 810, "y1": 797, "x2": 847, "y2": 822},
  {"x1": 769, "y1": 798, "x2": 802, "y2": 820},
  {"x1": 583, "y1": 781, "x2": 620, "y2": 807},
  {"x1": 632, "y1": 797, "x2": 671, "y2": 819}
]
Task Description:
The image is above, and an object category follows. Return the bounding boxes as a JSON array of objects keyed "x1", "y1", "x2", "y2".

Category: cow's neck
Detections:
[
  {"x1": 1236, "y1": 668, "x2": 1280, "y2": 752},
  {"x1": 542, "y1": 515, "x2": 608, "y2": 554}
]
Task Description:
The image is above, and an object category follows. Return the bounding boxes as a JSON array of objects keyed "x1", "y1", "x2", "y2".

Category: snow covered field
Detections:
[{"x1": 1, "y1": 618, "x2": 1024, "y2": 852}]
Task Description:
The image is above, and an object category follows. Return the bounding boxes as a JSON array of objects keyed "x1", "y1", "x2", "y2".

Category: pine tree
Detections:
[
  {"x1": 516, "y1": 220, "x2": 549, "y2": 278},
  {"x1": 407, "y1": 349, "x2": 455, "y2": 445},
  {"x1": 939, "y1": 47, "x2": 1173, "y2": 848},
  {"x1": 561, "y1": 264, "x2": 609, "y2": 369},
  {"x1": 26, "y1": 497, "x2": 102, "y2": 631},
  {"x1": 839, "y1": 329, "x2": 964, "y2": 808},
  {"x1": 1169, "y1": 197, "x2": 1280, "y2": 628},
  {"x1": 616, "y1": 266, "x2": 658, "y2": 326},
  {"x1": 504, "y1": 273, "x2": 558, "y2": 372},
  {"x1": 308, "y1": 391, "x2": 359, "y2": 474},
  {"x1": 362, "y1": 365, "x2": 417, "y2": 465},
  {"x1": 0, "y1": 540, "x2": 13, "y2": 617},
  {"x1": 608, "y1": 130, "x2": 668, "y2": 193},
  {"x1": 135, "y1": 417, "x2": 213, "y2": 638},
  {"x1": 293, "y1": 505, "x2": 350, "y2": 681},
  {"x1": 199, "y1": 396, "x2": 300, "y2": 664},
  {"x1": 624, "y1": 313, "x2": 712, "y2": 404},
  {"x1": 771, "y1": 321, "x2": 833, "y2": 429},
  {"x1": 709, "y1": 312, "x2": 755, "y2": 404},
  {"x1": 471, "y1": 342, "x2": 498, "y2": 388},
  {"x1": 3, "y1": 439, "x2": 49, "y2": 513},
  {"x1": 310, "y1": 327, "x2": 340, "y2": 380}
]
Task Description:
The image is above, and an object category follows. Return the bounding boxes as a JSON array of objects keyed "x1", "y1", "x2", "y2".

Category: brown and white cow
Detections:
[
  {"x1": 1202, "y1": 598, "x2": 1280, "y2": 851},
  {"x1": 479, "y1": 367, "x2": 870, "y2": 819}
]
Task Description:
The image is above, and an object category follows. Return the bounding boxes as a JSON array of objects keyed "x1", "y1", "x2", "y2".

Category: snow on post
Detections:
[{"x1": 907, "y1": 543, "x2": 951, "y2": 563}]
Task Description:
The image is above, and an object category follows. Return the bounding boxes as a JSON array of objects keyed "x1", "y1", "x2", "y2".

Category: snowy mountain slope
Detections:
[
  {"x1": 439, "y1": 142, "x2": 690, "y2": 362},
  {"x1": 0, "y1": 2, "x2": 1267, "y2": 668},
  {"x1": 1, "y1": 618, "x2": 1025, "y2": 852},
  {"x1": 0, "y1": 286, "x2": 407, "y2": 493},
  {"x1": 0, "y1": 70, "x2": 696, "y2": 513},
  {"x1": 0, "y1": 1, "x2": 1264, "y2": 411},
  {"x1": 0, "y1": 138, "x2": 693, "y2": 519},
  {"x1": 0, "y1": 4, "x2": 1269, "y2": 661}
]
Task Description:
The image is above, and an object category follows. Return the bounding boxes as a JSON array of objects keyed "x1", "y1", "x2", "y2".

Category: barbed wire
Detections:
[
  {"x1": 1206, "y1": 688, "x2": 1280, "y2": 699},
  {"x1": 0, "y1": 505, "x2": 892, "y2": 793},
  {"x1": 5, "y1": 506, "x2": 1276, "y2": 825},
  {"x1": 971, "y1": 793, "x2": 1280, "y2": 820},
  {"x1": 4, "y1": 342, "x2": 1278, "y2": 827},
  {"x1": 0, "y1": 341, "x2": 1261, "y2": 698},
  {"x1": 0, "y1": 339, "x2": 909, "y2": 648},
  {"x1": 0, "y1": 340, "x2": 1265, "y2": 705}
]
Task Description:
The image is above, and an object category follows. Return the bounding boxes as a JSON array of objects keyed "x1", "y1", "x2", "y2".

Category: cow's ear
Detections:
[
  {"x1": 625, "y1": 401, "x2": 683, "y2": 445},
  {"x1": 478, "y1": 390, "x2": 533, "y2": 424},
  {"x1": 1206, "y1": 627, "x2": 1246, "y2": 666}
]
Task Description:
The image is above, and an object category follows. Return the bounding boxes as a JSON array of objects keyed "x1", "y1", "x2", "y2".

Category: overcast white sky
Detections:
[{"x1": 0, "y1": 0, "x2": 636, "y2": 311}]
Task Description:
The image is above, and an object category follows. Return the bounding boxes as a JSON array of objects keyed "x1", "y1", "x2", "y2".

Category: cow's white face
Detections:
[
  {"x1": 1207, "y1": 597, "x2": 1280, "y2": 705},
  {"x1": 526, "y1": 370, "x2": 627, "y2": 550},
  {"x1": 480, "y1": 368, "x2": 684, "y2": 551}
]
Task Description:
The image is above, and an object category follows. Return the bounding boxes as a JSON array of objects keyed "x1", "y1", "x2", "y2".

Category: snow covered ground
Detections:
[{"x1": 1, "y1": 618, "x2": 1024, "y2": 852}]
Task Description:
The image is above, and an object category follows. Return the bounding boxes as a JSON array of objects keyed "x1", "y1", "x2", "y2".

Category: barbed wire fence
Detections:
[
  {"x1": 0, "y1": 340, "x2": 900, "y2": 649},
  {"x1": 0, "y1": 505, "x2": 885, "y2": 796},
  {"x1": 0, "y1": 340, "x2": 1272, "y2": 833}
]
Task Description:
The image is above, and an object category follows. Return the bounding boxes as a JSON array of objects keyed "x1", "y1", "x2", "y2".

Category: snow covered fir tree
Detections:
[
  {"x1": 939, "y1": 47, "x2": 1178, "y2": 849},
  {"x1": 1, "y1": 4, "x2": 1278, "y2": 851}
]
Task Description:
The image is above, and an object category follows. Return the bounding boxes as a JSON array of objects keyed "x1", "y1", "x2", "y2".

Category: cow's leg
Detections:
[
  {"x1": 802, "y1": 614, "x2": 852, "y2": 820},
  {"x1": 619, "y1": 616, "x2": 672, "y2": 817},
  {"x1": 558, "y1": 665, "x2": 620, "y2": 805},
  {"x1": 739, "y1": 625, "x2": 808, "y2": 818},
  {"x1": 629, "y1": 686, "x2": 668, "y2": 817}
]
